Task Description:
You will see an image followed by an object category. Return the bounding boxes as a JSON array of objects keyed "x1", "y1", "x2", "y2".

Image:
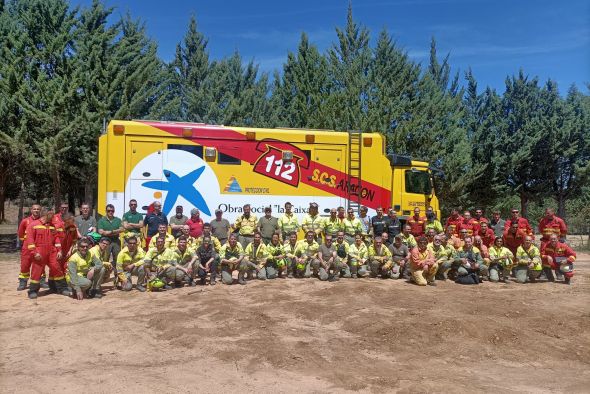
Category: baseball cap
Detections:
[{"x1": 215, "y1": 209, "x2": 222, "y2": 214}]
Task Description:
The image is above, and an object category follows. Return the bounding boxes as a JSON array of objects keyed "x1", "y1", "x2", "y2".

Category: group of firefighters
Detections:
[{"x1": 16, "y1": 199, "x2": 576, "y2": 300}]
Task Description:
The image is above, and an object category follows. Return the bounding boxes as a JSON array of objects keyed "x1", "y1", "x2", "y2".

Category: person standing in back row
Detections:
[
  {"x1": 97, "y1": 204, "x2": 124, "y2": 262},
  {"x1": 211, "y1": 209, "x2": 231, "y2": 245},
  {"x1": 258, "y1": 206, "x2": 279, "y2": 244},
  {"x1": 169, "y1": 205, "x2": 188, "y2": 238},
  {"x1": 144, "y1": 201, "x2": 167, "y2": 248},
  {"x1": 74, "y1": 203, "x2": 97, "y2": 238},
  {"x1": 234, "y1": 204, "x2": 258, "y2": 249},
  {"x1": 278, "y1": 202, "x2": 299, "y2": 241}
]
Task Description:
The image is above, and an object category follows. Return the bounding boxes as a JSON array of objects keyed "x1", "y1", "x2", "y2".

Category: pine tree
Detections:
[
  {"x1": 325, "y1": 3, "x2": 371, "y2": 131},
  {"x1": 366, "y1": 29, "x2": 420, "y2": 144},
  {"x1": 171, "y1": 15, "x2": 210, "y2": 121},
  {"x1": 497, "y1": 70, "x2": 549, "y2": 216},
  {"x1": 271, "y1": 32, "x2": 330, "y2": 128}
]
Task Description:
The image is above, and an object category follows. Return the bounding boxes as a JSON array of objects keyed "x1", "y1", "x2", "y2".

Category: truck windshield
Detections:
[{"x1": 405, "y1": 170, "x2": 432, "y2": 195}]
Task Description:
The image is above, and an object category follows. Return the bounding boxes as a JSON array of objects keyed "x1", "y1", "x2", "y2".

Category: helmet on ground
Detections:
[
  {"x1": 296, "y1": 263, "x2": 306, "y2": 271},
  {"x1": 149, "y1": 278, "x2": 165, "y2": 289}
]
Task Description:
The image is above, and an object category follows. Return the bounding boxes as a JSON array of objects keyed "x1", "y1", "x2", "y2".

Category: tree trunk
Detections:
[
  {"x1": 67, "y1": 192, "x2": 76, "y2": 215},
  {"x1": 52, "y1": 168, "x2": 61, "y2": 211},
  {"x1": 557, "y1": 193, "x2": 566, "y2": 220},
  {"x1": 18, "y1": 180, "x2": 25, "y2": 225},
  {"x1": 520, "y1": 191, "x2": 528, "y2": 218}
]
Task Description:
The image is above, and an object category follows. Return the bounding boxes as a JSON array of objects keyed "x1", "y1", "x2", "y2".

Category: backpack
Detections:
[{"x1": 455, "y1": 272, "x2": 480, "y2": 285}]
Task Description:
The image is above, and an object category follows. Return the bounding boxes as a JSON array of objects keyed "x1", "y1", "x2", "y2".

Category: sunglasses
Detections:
[{"x1": 107, "y1": 209, "x2": 114, "y2": 212}]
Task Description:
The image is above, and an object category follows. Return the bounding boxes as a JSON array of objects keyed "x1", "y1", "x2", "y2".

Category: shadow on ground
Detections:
[{"x1": 0, "y1": 234, "x2": 17, "y2": 253}]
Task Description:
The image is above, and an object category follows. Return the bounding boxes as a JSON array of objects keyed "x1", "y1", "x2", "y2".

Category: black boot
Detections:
[
  {"x1": 238, "y1": 272, "x2": 247, "y2": 285},
  {"x1": 47, "y1": 280, "x2": 57, "y2": 294},
  {"x1": 39, "y1": 276, "x2": 49, "y2": 289},
  {"x1": 544, "y1": 268, "x2": 555, "y2": 282},
  {"x1": 28, "y1": 282, "x2": 41, "y2": 300},
  {"x1": 56, "y1": 279, "x2": 72, "y2": 297},
  {"x1": 17, "y1": 278, "x2": 28, "y2": 291}
]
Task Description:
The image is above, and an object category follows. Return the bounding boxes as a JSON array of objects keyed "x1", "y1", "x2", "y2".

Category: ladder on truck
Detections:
[{"x1": 347, "y1": 130, "x2": 362, "y2": 214}]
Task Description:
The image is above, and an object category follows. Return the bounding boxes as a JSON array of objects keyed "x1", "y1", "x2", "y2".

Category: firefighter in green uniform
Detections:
[
  {"x1": 244, "y1": 232, "x2": 269, "y2": 280},
  {"x1": 67, "y1": 238, "x2": 105, "y2": 300},
  {"x1": 219, "y1": 234, "x2": 246, "y2": 285},
  {"x1": 116, "y1": 235, "x2": 147, "y2": 291},
  {"x1": 265, "y1": 233, "x2": 288, "y2": 279},
  {"x1": 334, "y1": 231, "x2": 352, "y2": 278},
  {"x1": 348, "y1": 233, "x2": 368, "y2": 278},
  {"x1": 294, "y1": 230, "x2": 320, "y2": 278}
]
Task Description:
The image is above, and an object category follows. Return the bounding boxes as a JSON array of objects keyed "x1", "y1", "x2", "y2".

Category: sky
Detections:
[{"x1": 75, "y1": 0, "x2": 589, "y2": 95}]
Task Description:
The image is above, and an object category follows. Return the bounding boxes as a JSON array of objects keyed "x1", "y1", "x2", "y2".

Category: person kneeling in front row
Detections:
[{"x1": 68, "y1": 238, "x2": 105, "y2": 300}]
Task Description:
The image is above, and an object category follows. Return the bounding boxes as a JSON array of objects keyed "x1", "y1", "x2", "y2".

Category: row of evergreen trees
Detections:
[{"x1": 1, "y1": 0, "x2": 588, "y2": 227}]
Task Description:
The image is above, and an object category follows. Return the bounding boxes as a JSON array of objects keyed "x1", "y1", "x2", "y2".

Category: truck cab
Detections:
[{"x1": 388, "y1": 154, "x2": 440, "y2": 221}]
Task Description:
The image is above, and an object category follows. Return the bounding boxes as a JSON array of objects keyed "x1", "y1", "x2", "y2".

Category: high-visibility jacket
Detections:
[
  {"x1": 143, "y1": 247, "x2": 175, "y2": 268},
  {"x1": 244, "y1": 242, "x2": 268, "y2": 263},
  {"x1": 18, "y1": 215, "x2": 39, "y2": 242},
  {"x1": 515, "y1": 245, "x2": 542, "y2": 270},
  {"x1": 541, "y1": 242, "x2": 576, "y2": 264},
  {"x1": 171, "y1": 247, "x2": 194, "y2": 266},
  {"x1": 295, "y1": 240, "x2": 320, "y2": 258},
  {"x1": 194, "y1": 235, "x2": 222, "y2": 253},
  {"x1": 349, "y1": 242, "x2": 368, "y2": 261},
  {"x1": 220, "y1": 243, "x2": 244, "y2": 261},
  {"x1": 343, "y1": 217, "x2": 362, "y2": 236},
  {"x1": 278, "y1": 213, "x2": 299, "y2": 235},
  {"x1": 26, "y1": 220, "x2": 61, "y2": 255},
  {"x1": 504, "y1": 217, "x2": 533, "y2": 236},
  {"x1": 324, "y1": 217, "x2": 344, "y2": 237},
  {"x1": 67, "y1": 251, "x2": 102, "y2": 291},
  {"x1": 538, "y1": 216, "x2": 567, "y2": 241},
  {"x1": 148, "y1": 233, "x2": 176, "y2": 250},
  {"x1": 234, "y1": 214, "x2": 258, "y2": 236},
  {"x1": 116, "y1": 246, "x2": 146, "y2": 277},
  {"x1": 407, "y1": 215, "x2": 426, "y2": 237},
  {"x1": 489, "y1": 246, "x2": 514, "y2": 266},
  {"x1": 445, "y1": 215, "x2": 463, "y2": 235},
  {"x1": 301, "y1": 214, "x2": 324, "y2": 236}
]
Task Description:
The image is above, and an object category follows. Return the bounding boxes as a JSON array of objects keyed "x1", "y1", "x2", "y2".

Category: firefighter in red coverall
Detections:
[
  {"x1": 504, "y1": 208, "x2": 533, "y2": 237},
  {"x1": 17, "y1": 204, "x2": 42, "y2": 291},
  {"x1": 503, "y1": 221, "x2": 527, "y2": 256},
  {"x1": 445, "y1": 209, "x2": 463, "y2": 236},
  {"x1": 541, "y1": 234, "x2": 576, "y2": 284},
  {"x1": 477, "y1": 222, "x2": 495, "y2": 248},
  {"x1": 25, "y1": 207, "x2": 71, "y2": 299},
  {"x1": 538, "y1": 208, "x2": 567, "y2": 249},
  {"x1": 407, "y1": 207, "x2": 426, "y2": 237},
  {"x1": 57, "y1": 212, "x2": 79, "y2": 272},
  {"x1": 459, "y1": 211, "x2": 479, "y2": 236}
]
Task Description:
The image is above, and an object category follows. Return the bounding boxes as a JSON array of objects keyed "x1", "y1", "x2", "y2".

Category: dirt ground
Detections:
[{"x1": 0, "y1": 252, "x2": 589, "y2": 393}]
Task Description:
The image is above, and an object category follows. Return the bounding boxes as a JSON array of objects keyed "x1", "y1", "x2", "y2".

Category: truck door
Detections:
[
  {"x1": 313, "y1": 149, "x2": 344, "y2": 214},
  {"x1": 126, "y1": 140, "x2": 164, "y2": 211},
  {"x1": 401, "y1": 169, "x2": 431, "y2": 216}
]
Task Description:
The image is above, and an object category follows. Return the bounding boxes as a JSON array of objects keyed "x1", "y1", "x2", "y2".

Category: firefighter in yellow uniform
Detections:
[
  {"x1": 233, "y1": 204, "x2": 258, "y2": 248},
  {"x1": 278, "y1": 202, "x2": 300, "y2": 241},
  {"x1": 264, "y1": 233, "x2": 288, "y2": 279},
  {"x1": 89, "y1": 237, "x2": 113, "y2": 282},
  {"x1": 283, "y1": 232, "x2": 300, "y2": 278},
  {"x1": 177, "y1": 225, "x2": 198, "y2": 251},
  {"x1": 430, "y1": 235, "x2": 455, "y2": 280},
  {"x1": 368, "y1": 236, "x2": 393, "y2": 278},
  {"x1": 115, "y1": 235, "x2": 147, "y2": 291},
  {"x1": 301, "y1": 203, "x2": 324, "y2": 243},
  {"x1": 244, "y1": 232, "x2": 269, "y2": 280},
  {"x1": 194, "y1": 222, "x2": 223, "y2": 253},
  {"x1": 334, "y1": 231, "x2": 351, "y2": 278},
  {"x1": 348, "y1": 234, "x2": 368, "y2": 278},
  {"x1": 488, "y1": 236, "x2": 514, "y2": 283},
  {"x1": 294, "y1": 231, "x2": 320, "y2": 278},
  {"x1": 514, "y1": 236, "x2": 542, "y2": 283},
  {"x1": 219, "y1": 234, "x2": 246, "y2": 285},
  {"x1": 67, "y1": 238, "x2": 105, "y2": 299},
  {"x1": 170, "y1": 236, "x2": 197, "y2": 286},
  {"x1": 323, "y1": 208, "x2": 344, "y2": 239},
  {"x1": 343, "y1": 208, "x2": 362, "y2": 244},
  {"x1": 143, "y1": 236, "x2": 180, "y2": 290},
  {"x1": 148, "y1": 224, "x2": 176, "y2": 250}
]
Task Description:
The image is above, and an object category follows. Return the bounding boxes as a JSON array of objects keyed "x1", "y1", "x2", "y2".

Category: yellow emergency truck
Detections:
[{"x1": 97, "y1": 120, "x2": 439, "y2": 221}]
